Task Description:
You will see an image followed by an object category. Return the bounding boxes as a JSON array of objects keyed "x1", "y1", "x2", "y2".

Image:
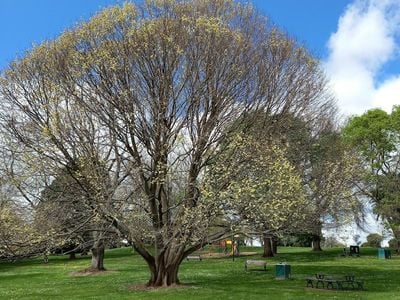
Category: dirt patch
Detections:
[
  {"x1": 201, "y1": 252, "x2": 227, "y2": 258},
  {"x1": 238, "y1": 252, "x2": 258, "y2": 256},
  {"x1": 70, "y1": 270, "x2": 118, "y2": 277},
  {"x1": 127, "y1": 283, "x2": 194, "y2": 291},
  {"x1": 201, "y1": 251, "x2": 257, "y2": 258}
]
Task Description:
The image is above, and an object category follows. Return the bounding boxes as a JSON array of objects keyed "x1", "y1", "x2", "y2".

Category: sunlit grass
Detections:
[{"x1": 0, "y1": 246, "x2": 398, "y2": 299}]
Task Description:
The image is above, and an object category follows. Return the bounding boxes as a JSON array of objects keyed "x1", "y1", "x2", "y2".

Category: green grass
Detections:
[{"x1": 0, "y1": 246, "x2": 399, "y2": 299}]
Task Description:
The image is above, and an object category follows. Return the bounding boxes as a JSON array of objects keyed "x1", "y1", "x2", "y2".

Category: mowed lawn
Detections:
[{"x1": 0, "y1": 246, "x2": 399, "y2": 300}]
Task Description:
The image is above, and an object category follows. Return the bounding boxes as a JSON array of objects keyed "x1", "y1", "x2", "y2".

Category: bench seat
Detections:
[
  {"x1": 245, "y1": 259, "x2": 267, "y2": 271},
  {"x1": 186, "y1": 255, "x2": 202, "y2": 261}
]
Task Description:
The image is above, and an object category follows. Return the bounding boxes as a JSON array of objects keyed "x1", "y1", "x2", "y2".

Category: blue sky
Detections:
[
  {"x1": 1, "y1": 0, "x2": 399, "y2": 115},
  {"x1": 253, "y1": 0, "x2": 353, "y2": 57},
  {"x1": 0, "y1": 0, "x2": 350, "y2": 68}
]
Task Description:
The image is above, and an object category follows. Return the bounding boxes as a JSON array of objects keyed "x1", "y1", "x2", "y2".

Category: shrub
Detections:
[
  {"x1": 365, "y1": 233, "x2": 383, "y2": 248},
  {"x1": 389, "y1": 238, "x2": 399, "y2": 249},
  {"x1": 323, "y1": 236, "x2": 346, "y2": 248}
]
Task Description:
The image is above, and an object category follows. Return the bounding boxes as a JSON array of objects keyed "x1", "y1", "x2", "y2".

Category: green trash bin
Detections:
[
  {"x1": 275, "y1": 262, "x2": 291, "y2": 280},
  {"x1": 378, "y1": 248, "x2": 391, "y2": 259},
  {"x1": 378, "y1": 248, "x2": 385, "y2": 259}
]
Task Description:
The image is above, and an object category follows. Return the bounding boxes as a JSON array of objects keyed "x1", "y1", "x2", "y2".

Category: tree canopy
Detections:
[
  {"x1": 0, "y1": 0, "x2": 337, "y2": 286},
  {"x1": 343, "y1": 106, "x2": 400, "y2": 245}
]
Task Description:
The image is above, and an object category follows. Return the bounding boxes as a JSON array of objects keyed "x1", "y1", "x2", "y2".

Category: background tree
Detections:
[
  {"x1": 0, "y1": 44, "x2": 128, "y2": 271},
  {"x1": 343, "y1": 106, "x2": 400, "y2": 251},
  {"x1": 205, "y1": 135, "x2": 306, "y2": 258},
  {"x1": 304, "y1": 129, "x2": 362, "y2": 251},
  {"x1": 244, "y1": 112, "x2": 362, "y2": 251},
  {"x1": 363, "y1": 233, "x2": 383, "y2": 248},
  {"x1": 36, "y1": 167, "x2": 120, "y2": 269},
  {"x1": 0, "y1": 200, "x2": 41, "y2": 261}
]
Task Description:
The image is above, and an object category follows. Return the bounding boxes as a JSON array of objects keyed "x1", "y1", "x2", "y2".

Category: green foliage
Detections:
[
  {"x1": 0, "y1": 202, "x2": 45, "y2": 260},
  {"x1": 36, "y1": 166, "x2": 118, "y2": 256},
  {"x1": 343, "y1": 105, "x2": 400, "y2": 240},
  {"x1": 277, "y1": 233, "x2": 314, "y2": 247},
  {"x1": 364, "y1": 233, "x2": 383, "y2": 248},
  {"x1": 388, "y1": 238, "x2": 399, "y2": 249},
  {"x1": 204, "y1": 134, "x2": 306, "y2": 233},
  {"x1": 343, "y1": 109, "x2": 394, "y2": 167},
  {"x1": 322, "y1": 236, "x2": 346, "y2": 248},
  {"x1": 292, "y1": 233, "x2": 314, "y2": 247}
]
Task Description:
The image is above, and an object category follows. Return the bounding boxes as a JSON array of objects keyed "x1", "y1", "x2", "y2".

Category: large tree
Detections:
[
  {"x1": 0, "y1": 0, "x2": 335, "y2": 286},
  {"x1": 305, "y1": 129, "x2": 362, "y2": 251},
  {"x1": 343, "y1": 106, "x2": 400, "y2": 250},
  {"x1": 241, "y1": 112, "x2": 362, "y2": 251}
]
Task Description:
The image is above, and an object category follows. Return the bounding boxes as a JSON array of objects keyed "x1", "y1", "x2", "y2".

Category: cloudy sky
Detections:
[
  {"x1": 253, "y1": 0, "x2": 400, "y2": 116},
  {"x1": 1, "y1": 0, "x2": 399, "y2": 116},
  {"x1": 323, "y1": 0, "x2": 400, "y2": 115}
]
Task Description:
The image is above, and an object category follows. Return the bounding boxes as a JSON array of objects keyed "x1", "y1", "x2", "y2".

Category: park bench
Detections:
[
  {"x1": 305, "y1": 273, "x2": 364, "y2": 290},
  {"x1": 244, "y1": 259, "x2": 267, "y2": 271},
  {"x1": 341, "y1": 246, "x2": 360, "y2": 257},
  {"x1": 186, "y1": 255, "x2": 202, "y2": 261}
]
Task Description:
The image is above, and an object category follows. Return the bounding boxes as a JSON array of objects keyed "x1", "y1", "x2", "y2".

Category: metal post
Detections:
[{"x1": 232, "y1": 234, "x2": 235, "y2": 262}]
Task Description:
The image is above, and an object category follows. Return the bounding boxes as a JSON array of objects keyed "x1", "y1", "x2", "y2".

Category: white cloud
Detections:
[
  {"x1": 324, "y1": 0, "x2": 400, "y2": 116},
  {"x1": 372, "y1": 76, "x2": 400, "y2": 111}
]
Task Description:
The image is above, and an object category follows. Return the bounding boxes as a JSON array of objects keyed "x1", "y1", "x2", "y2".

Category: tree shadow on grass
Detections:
[
  {"x1": 272, "y1": 247, "x2": 382, "y2": 263},
  {"x1": 186, "y1": 260, "x2": 400, "y2": 296},
  {"x1": 0, "y1": 247, "x2": 137, "y2": 272}
]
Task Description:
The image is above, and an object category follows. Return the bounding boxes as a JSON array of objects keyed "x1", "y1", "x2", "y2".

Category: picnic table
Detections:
[{"x1": 305, "y1": 273, "x2": 364, "y2": 290}]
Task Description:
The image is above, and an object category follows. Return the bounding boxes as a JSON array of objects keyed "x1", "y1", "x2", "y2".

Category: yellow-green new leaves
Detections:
[
  {"x1": 203, "y1": 134, "x2": 305, "y2": 232},
  {"x1": 0, "y1": 202, "x2": 47, "y2": 259},
  {"x1": 0, "y1": 0, "x2": 337, "y2": 286},
  {"x1": 305, "y1": 136, "x2": 363, "y2": 231}
]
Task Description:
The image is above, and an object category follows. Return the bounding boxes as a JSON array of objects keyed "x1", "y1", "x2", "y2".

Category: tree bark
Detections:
[
  {"x1": 272, "y1": 236, "x2": 278, "y2": 254},
  {"x1": 311, "y1": 221, "x2": 323, "y2": 251},
  {"x1": 393, "y1": 229, "x2": 400, "y2": 254},
  {"x1": 146, "y1": 252, "x2": 183, "y2": 287},
  {"x1": 262, "y1": 234, "x2": 274, "y2": 257},
  {"x1": 87, "y1": 240, "x2": 106, "y2": 271},
  {"x1": 312, "y1": 234, "x2": 322, "y2": 251},
  {"x1": 141, "y1": 239, "x2": 210, "y2": 287}
]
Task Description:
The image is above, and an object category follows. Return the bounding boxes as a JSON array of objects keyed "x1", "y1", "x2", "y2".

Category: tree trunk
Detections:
[
  {"x1": 148, "y1": 264, "x2": 180, "y2": 287},
  {"x1": 393, "y1": 228, "x2": 400, "y2": 255},
  {"x1": 146, "y1": 253, "x2": 182, "y2": 287},
  {"x1": 312, "y1": 234, "x2": 322, "y2": 251},
  {"x1": 87, "y1": 240, "x2": 105, "y2": 271},
  {"x1": 69, "y1": 253, "x2": 76, "y2": 260},
  {"x1": 262, "y1": 234, "x2": 274, "y2": 257},
  {"x1": 272, "y1": 236, "x2": 278, "y2": 254},
  {"x1": 311, "y1": 221, "x2": 323, "y2": 251}
]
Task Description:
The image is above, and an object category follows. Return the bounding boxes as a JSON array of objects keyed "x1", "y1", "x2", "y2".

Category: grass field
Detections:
[{"x1": 0, "y1": 246, "x2": 399, "y2": 300}]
